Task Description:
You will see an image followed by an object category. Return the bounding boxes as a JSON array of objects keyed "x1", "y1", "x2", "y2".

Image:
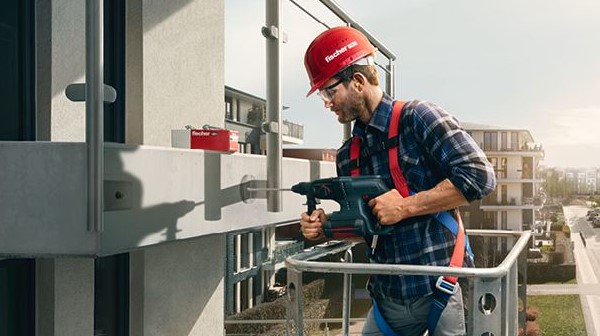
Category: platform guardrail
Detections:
[{"x1": 285, "y1": 230, "x2": 530, "y2": 336}]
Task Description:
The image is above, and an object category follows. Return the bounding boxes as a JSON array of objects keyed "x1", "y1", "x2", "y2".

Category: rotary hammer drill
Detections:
[{"x1": 291, "y1": 176, "x2": 394, "y2": 238}]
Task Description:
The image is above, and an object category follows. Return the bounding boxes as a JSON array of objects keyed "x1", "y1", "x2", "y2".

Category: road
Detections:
[{"x1": 564, "y1": 205, "x2": 600, "y2": 336}]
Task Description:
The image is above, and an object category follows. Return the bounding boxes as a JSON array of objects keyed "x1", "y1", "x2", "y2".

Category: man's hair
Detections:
[{"x1": 334, "y1": 64, "x2": 379, "y2": 86}]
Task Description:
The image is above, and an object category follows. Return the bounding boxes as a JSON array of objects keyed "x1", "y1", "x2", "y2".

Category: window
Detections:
[
  {"x1": 225, "y1": 98, "x2": 232, "y2": 120},
  {"x1": 511, "y1": 132, "x2": 519, "y2": 150},
  {"x1": 498, "y1": 157, "x2": 507, "y2": 179},
  {"x1": 0, "y1": 0, "x2": 35, "y2": 141},
  {"x1": 483, "y1": 212, "x2": 497, "y2": 230},
  {"x1": 0, "y1": 2, "x2": 36, "y2": 334},
  {"x1": 501, "y1": 185, "x2": 508, "y2": 204},
  {"x1": 483, "y1": 132, "x2": 498, "y2": 151},
  {"x1": 501, "y1": 132, "x2": 507, "y2": 150},
  {"x1": 103, "y1": 0, "x2": 126, "y2": 143}
]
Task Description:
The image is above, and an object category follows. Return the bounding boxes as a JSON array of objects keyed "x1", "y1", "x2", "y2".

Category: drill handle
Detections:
[{"x1": 306, "y1": 199, "x2": 317, "y2": 215}]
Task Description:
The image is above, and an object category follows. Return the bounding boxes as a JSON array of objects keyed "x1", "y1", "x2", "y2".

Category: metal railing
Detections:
[{"x1": 286, "y1": 230, "x2": 530, "y2": 336}]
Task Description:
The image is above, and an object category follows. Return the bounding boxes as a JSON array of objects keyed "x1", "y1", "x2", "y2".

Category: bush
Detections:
[
  {"x1": 540, "y1": 245, "x2": 554, "y2": 254},
  {"x1": 225, "y1": 279, "x2": 327, "y2": 335},
  {"x1": 527, "y1": 307, "x2": 540, "y2": 321},
  {"x1": 525, "y1": 322, "x2": 541, "y2": 336},
  {"x1": 519, "y1": 307, "x2": 541, "y2": 336},
  {"x1": 550, "y1": 222, "x2": 563, "y2": 231},
  {"x1": 562, "y1": 224, "x2": 571, "y2": 238}
]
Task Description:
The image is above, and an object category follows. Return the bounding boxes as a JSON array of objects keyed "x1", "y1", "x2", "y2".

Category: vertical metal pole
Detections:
[
  {"x1": 86, "y1": 0, "x2": 104, "y2": 232},
  {"x1": 501, "y1": 273, "x2": 510, "y2": 335},
  {"x1": 287, "y1": 268, "x2": 304, "y2": 336},
  {"x1": 265, "y1": 0, "x2": 282, "y2": 212},
  {"x1": 518, "y1": 245, "x2": 528, "y2": 334},
  {"x1": 386, "y1": 60, "x2": 395, "y2": 98},
  {"x1": 507, "y1": 262, "x2": 519, "y2": 335},
  {"x1": 342, "y1": 248, "x2": 353, "y2": 336}
]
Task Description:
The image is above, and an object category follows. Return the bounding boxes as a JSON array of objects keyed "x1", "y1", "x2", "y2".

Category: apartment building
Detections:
[
  {"x1": 461, "y1": 123, "x2": 544, "y2": 263},
  {"x1": 224, "y1": 85, "x2": 304, "y2": 155},
  {"x1": 561, "y1": 168, "x2": 600, "y2": 195}
]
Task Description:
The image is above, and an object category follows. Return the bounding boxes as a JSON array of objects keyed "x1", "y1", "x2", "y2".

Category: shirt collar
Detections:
[{"x1": 352, "y1": 93, "x2": 394, "y2": 137}]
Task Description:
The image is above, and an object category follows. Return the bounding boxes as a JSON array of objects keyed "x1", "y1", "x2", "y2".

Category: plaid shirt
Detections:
[{"x1": 336, "y1": 94, "x2": 496, "y2": 301}]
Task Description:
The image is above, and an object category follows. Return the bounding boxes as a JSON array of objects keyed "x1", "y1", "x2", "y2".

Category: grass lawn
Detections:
[{"x1": 528, "y1": 295, "x2": 587, "y2": 336}]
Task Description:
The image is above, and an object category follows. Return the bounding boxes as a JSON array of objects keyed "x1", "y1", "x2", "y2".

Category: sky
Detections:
[{"x1": 225, "y1": 0, "x2": 600, "y2": 168}]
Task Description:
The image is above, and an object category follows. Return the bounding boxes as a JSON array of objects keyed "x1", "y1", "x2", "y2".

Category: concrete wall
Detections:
[
  {"x1": 36, "y1": 258, "x2": 95, "y2": 336},
  {"x1": 130, "y1": 235, "x2": 225, "y2": 336},
  {"x1": 34, "y1": 0, "x2": 227, "y2": 334},
  {"x1": 141, "y1": 0, "x2": 224, "y2": 146},
  {"x1": 129, "y1": 0, "x2": 227, "y2": 331}
]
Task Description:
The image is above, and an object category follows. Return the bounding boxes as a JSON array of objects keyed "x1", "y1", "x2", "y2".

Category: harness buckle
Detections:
[{"x1": 435, "y1": 276, "x2": 458, "y2": 295}]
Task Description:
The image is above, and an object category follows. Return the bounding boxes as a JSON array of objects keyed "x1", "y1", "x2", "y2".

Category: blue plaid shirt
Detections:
[{"x1": 336, "y1": 94, "x2": 496, "y2": 301}]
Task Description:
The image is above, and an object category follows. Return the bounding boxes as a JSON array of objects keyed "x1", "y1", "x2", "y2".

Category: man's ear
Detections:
[{"x1": 352, "y1": 72, "x2": 367, "y2": 90}]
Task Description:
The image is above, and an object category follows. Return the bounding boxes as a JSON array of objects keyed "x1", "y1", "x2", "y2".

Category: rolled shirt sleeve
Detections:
[{"x1": 409, "y1": 101, "x2": 496, "y2": 202}]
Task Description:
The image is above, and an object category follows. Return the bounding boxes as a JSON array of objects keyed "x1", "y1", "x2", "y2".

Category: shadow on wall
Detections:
[
  {"x1": 102, "y1": 146, "x2": 197, "y2": 250},
  {"x1": 102, "y1": 146, "x2": 329, "y2": 252},
  {"x1": 102, "y1": 147, "x2": 269, "y2": 251}
]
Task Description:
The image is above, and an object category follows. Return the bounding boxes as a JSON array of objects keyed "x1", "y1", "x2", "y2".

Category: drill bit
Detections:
[{"x1": 246, "y1": 187, "x2": 292, "y2": 192}]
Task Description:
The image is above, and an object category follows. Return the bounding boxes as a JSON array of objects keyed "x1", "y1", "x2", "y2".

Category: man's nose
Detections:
[{"x1": 323, "y1": 100, "x2": 333, "y2": 108}]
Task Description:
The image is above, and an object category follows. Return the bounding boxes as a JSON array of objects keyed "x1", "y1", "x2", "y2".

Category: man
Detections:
[{"x1": 299, "y1": 26, "x2": 496, "y2": 335}]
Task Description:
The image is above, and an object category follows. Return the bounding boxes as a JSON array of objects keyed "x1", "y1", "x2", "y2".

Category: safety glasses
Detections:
[{"x1": 317, "y1": 78, "x2": 346, "y2": 103}]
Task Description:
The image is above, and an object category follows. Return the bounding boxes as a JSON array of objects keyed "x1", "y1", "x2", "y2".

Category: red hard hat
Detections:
[{"x1": 304, "y1": 26, "x2": 376, "y2": 97}]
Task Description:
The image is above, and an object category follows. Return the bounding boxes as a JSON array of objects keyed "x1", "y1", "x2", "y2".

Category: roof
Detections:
[
  {"x1": 462, "y1": 122, "x2": 534, "y2": 142},
  {"x1": 225, "y1": 85, "x2": 289, "y2": 110}
]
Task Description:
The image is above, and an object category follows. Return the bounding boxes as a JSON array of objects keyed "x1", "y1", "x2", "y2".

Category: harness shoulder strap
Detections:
[
  {"x1": 388, "y1": 101, "x2": 410, "y2": 197},
  {"x1": 350, "y1": 136, "x2": 361, "y2": 177}
]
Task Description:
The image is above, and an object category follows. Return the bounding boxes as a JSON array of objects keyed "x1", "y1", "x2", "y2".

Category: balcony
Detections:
[
  {"x1": 282, "y1": 120, "x2": 304, "y2": 142},
  {"x1": 482, "y1": 144, "x2": 544, "y2": 158},
  {"x1": 0, "y1": 142, "x2": 336, "y2": 257},
  {"x1": 262, "y1": 240, "x2": 305, "y2": 271},
  {"x1": 481, "y1": 197, "x2": 543, "y2": 210},
  {"x1": 225, "y1": 119, "x2": 304, "y2": 147}
]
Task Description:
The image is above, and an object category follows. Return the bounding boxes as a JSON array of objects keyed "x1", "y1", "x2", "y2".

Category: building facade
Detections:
[
  {"x1": 224, "y1": 85, "x2": 304, "y2": 155},
  {"x1": 460, "y1": 123, "x2": 544, "y2": 265}
]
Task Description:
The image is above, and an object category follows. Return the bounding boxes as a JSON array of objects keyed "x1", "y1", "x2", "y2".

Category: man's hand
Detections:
[
  {"x1": 300, "y1": 208, "x2": 327, "y2": 240},
  {"x1": 368, "y1": 189, "x2": 406, "y2": 225}
]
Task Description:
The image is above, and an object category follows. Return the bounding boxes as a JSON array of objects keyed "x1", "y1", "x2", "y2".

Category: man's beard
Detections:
[{"x1": 337, "y1": 94, "x2": 366, "y2": 123}]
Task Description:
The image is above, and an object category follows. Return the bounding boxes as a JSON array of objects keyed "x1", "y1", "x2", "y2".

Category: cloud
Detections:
[
  {"x1": 534, "y1": 107, "x2": 600, "y2": 147},
  {"x1": 542, "y1": 143, "x2": 600, "y2": 168}
]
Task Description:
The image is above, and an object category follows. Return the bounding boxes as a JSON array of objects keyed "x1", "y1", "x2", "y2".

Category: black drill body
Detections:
[{"x1": 291, "y1": 176, "x2": 394, "y2": 238}]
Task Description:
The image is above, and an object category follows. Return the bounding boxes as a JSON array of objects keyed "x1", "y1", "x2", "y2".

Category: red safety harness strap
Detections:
[
  {"x1": 350, "y1": 136, "x2": 361, "y2": 177},
  {"x1": 387, "y1": 101, "x2": 410, "y2": 197}
]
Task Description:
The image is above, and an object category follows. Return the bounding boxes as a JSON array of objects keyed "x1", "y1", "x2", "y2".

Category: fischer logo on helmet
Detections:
[
  {"x1": 304, "y1": 26, "x2": 376, "y2": 97},
  {"x1": 324, "y1": 41, "x2": 358, "y2": 63}
]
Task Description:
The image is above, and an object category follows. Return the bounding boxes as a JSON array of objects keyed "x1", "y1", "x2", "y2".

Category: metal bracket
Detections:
[
  {"x1": 261, "y1": 25, "x2": 288, "y2": 43},
  {"x1": 104, "y1": 180, "x2": 133, "y2": 211},
  {"x1": 65, "y1": 83, "x2": 117, "y2": 103}
]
